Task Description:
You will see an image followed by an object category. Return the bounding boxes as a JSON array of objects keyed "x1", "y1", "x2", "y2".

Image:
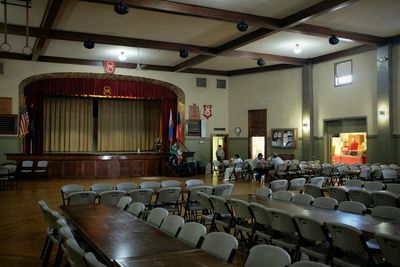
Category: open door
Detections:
[
  {"x1": 211, "y1": 134, "x2": 228, "y2": 161},
  {"x1": 248, "y1": 109, "x2": 267, "y2": 159}
]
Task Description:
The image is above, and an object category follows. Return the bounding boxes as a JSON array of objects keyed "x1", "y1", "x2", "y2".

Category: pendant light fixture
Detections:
[
  {"x1": 0, "y1": 1, "x2": 11, "y2": 52},
  {"x1": 22, "y1": 1, "x2": 32, "y2": 55}
]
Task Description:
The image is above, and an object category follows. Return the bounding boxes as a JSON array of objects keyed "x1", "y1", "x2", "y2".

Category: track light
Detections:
[
  {"x1": 179, "y1": 49, "x2": 189, "y2": 58},
  {"x1": 83, "y1": 39, "x2": 95, "y2": 49},
  {"x1": 257, "y1": 58, "x2": 265, "y2": 66},
  {"x1": 329, "y1": 35, "x2": 339, "y2": 45},
  {"x1": 237, "y1": 20, "x2": 248, "y2": 32},
  {"x1": 114, "y1": 0, "x2": 129, "y2": 15}
]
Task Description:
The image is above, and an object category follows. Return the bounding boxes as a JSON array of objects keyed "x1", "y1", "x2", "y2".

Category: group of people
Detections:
[{"x1": 216, "y1": 145, "x2": 284, "y2": 182}]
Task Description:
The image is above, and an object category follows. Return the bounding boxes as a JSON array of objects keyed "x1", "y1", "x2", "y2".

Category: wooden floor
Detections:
[{"x1": 0, "y1": 173, "x2": 266, "y2": 267}]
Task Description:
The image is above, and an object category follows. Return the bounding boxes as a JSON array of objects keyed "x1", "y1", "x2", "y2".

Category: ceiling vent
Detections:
[{"x1": 196, "y1": 77, "x2": 207, "y2": 88}]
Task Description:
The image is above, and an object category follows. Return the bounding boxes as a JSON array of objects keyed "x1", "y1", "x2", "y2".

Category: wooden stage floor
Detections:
[{"x1": 0, "y1": 173, "x2": 264, "y2": 267}]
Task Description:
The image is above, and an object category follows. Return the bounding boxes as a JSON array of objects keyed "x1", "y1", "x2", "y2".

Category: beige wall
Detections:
[
  {"x1": 313, "y1": 50, "x2": 377, "y2": 136},
  {"x1": 228, "y1": 68, "x2": 303, "y2": 138},
  {"x1": 0, "y1": 59, "x2": 229, "y2": 137}
]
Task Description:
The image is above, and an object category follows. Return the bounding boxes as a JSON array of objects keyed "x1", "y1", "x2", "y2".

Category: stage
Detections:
[{"x1": 7, "y1": 152, "x2": 169, "y2": 179}]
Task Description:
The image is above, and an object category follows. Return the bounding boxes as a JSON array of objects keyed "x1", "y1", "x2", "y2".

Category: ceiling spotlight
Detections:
[
  {"x1": 118, "y1": 51, "x2": 127, "y2": 61},
  {"x1": 329, "y1": 35, "x2": 339, "y2": 45},
  {"x1": 114, "y1": 0, "x2": 129, "y2": 15},
  {"x1": 294, "y1": 43, "x2": 302, "y2": 54},
  {"x1": 257, "y1": 58, "x2": 265, "y2": 66},
  {"x1": 179, "y1": 49, "x2": 189, "y2": 58},
  {"x1": 237, "y1": 20, "x2": 248, "y2": 32},
  {"x1": 83, "y1": 39, "x2": 95, "y2": 49}
]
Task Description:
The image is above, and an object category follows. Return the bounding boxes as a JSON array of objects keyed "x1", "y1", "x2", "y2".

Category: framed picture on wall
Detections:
[{"x1": 271, "y1": 128, "x2": 297, "y2": 148}]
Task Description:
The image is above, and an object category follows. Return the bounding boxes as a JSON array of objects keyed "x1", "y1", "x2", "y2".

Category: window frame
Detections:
[{"x1": 334, "y1": 59, "x2": 353, "y2": 87}]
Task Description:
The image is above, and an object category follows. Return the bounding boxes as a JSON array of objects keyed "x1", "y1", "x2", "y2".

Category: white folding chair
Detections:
[
  {"x1": 115, "y1": 182, "x2": 137, "y2": 191},
  {"x1": 65, "y1": 238, "x2": 86, "y2": 267},
  {"x1": 272, "y1": 190, "x2": 294, "y2": 202},
  {"x1": 159, "y1": 214, "x2": 185, "y2": 237},
  {"x1": 90, "y1": 183, "x2": 114, "y2": 195},
  {"x1": 126, "y1": 202, "x2": 145, "y2": 218},
  {"x1": 85, "y1": 252, "x2": 106, "y2": 267},
  {"x1": 327, "y1": 186, "x2": 349, "y2": 203},
  {"x1": 288, "y1": 178, "x2": 306, "y2": 192},
  {"x1": 67, "y1": 191, "x2": 96, "y2": 205},
  {"x1": 128, "y1": 188, "x2": 154, "y2": 207},
  {"x1": 371, "y1": 191, "x2": 398, "y2": 207},
  {"x1": 140, "y1": 181, "x2": 161, "y2": 192},
  {"x1": 269, "y1": 179, "x2": 288, "y2": 192},
  {"x1": 154, "y1": 187, "x2": 181, "y2": 214},
  {"x1": 201, "y1": 232, "x2": 238, "y2": 263},
  {"x1": 255, "y1": 187, "x2": 272, "y2": 198},
  {"x1": 61, "y1": 184, "x2": 85, "y2": 205},
  {"x1": 213, "y1": 183, "x2": 234, "y2": 196},
  {"x1": 305, "y1": 184, "x2": 324, "y2": 198},
  {"x1": 98, "y1": 190, "x2": 126, "y2": 206},
  {"x1": 245, "y1": 244, "x2": 291, "y2": 267},
  {"x1": 161, "y1": 179, "x2": 181, "y2": 188},
  {"x1": 338, "y1": 201, "x2": 366, "y2": 215},
  {"x1": 375, "y1": 232, "x2": 400, "y2": 267},
  {"x1": 364, "y1": 181, "x2": 384, "y2": 191},
  {"x1": 185, "y1": 179, "x2": 205, "y2": 189},
  {"x1": 312, "y1": 197, "x2": 338, "y2": 210},
  {"x1": 290, "y1": 262, "x2": 329, "y2": 267},
  {"x1": 291, "y1": 194, "x2": 314, "y2": 206},
  {"x1": 371, "y1": 206, "x2": 400, "y2": 221},
  {"x1": 146, "y1": 207, "x2": 169, "y2": 228},
  {"x1": 177, "y1": 222, "x2": 207, "y2": 248},
  {"x1": 117, "y1": 196, "x2": 132, "y2": 210},
  {"x1": 249, "y1": 202, "x2": 274, "y2": 244}
]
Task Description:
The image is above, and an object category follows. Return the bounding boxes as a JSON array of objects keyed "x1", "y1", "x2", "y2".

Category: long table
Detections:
[
  {"x1": 228, "y1": 194, "x2": 400, "y2": 238},
  {"x1": 60, "y1": 205, "x2": 227, "y2": 267}
]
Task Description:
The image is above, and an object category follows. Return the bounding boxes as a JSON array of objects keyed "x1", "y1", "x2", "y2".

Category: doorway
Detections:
[
  {"x1": 211, "y1": 134, "x2": 228, "y2": 161},
  {"x1": 248, "y1": 109, "x2": 267, "y2": 159}
]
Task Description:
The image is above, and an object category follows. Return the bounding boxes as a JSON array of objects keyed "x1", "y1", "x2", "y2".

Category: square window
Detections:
[{"x1": 334, "y1": 60, "x2": 353, "y2": 87}]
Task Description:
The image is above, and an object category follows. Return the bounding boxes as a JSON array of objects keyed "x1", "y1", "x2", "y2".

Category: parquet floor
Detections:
[{"x1": 0, "y1": 173, "x2": 266, "y2": 267}]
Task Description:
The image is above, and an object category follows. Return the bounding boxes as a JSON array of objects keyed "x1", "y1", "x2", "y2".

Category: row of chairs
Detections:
[
  {"x1": 196, "y1": 191, "x2": 400, "y2": 266},
  {"x1": 0, "y1": 162, "x2": 17, "y2": 190},
  {"x1": 131, "y1": 203, "x2": 328, "y2": 267},
  {"x1": 60, "y1": 179, "x2": 207, "y2": 205},
  {"x1": 16, "y1": 160, "x2": 49, "y2": 178}
]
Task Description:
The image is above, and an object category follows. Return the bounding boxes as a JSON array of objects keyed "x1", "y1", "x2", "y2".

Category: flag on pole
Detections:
[
  {"x1": 19, "y1": 107, "x2": 30, "y2": 138},
  {"x1": 168, "y1": 109, "x2": 174, "y2": 143},
  {"x1": 176, "y1": 111, "x2": 182, "y2": 143}
]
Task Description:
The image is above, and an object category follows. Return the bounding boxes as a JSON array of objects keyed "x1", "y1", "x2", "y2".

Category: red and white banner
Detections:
[
  {"x1": 103, "y1": 60, "x2": 116, "y2": 74},
  {"x1": 203, "y1": 104, "x2": 212, "y2": 119}
]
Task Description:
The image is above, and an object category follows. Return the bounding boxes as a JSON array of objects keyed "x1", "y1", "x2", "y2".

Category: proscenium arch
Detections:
[{"x1": 19, "y1": 72, "x2": 186, "y2": 144}]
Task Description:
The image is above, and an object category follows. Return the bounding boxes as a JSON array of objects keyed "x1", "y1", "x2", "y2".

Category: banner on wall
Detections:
[
  {"x1": 103, "y1": 60, "x2": 116, "y2": 74},
  {"x1": 203, "y1": 104, "x2": 212, "y2": 119}
]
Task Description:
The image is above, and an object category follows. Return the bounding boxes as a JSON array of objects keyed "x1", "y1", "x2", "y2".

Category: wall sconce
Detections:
[
  {"x1": 378, "y1": 109, "x2": 386, "y2": 118},
  {"x1": 377, "y1": 56, "x2": 389, "y2": 63},
  {"x1": 303, "y1": 122, "x2": 308, "y2": 128}
]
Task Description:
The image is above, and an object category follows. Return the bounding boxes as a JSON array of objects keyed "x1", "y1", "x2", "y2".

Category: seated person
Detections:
[
  {"x1": 267, "y1": 153, "x2": 284, "y2": 179},
  {"x1": 223, "y1": 154, "x2": 243, "y2": 181},
  {"x1": 253, "y1": 153, "x2": 269, "y2": 182}
]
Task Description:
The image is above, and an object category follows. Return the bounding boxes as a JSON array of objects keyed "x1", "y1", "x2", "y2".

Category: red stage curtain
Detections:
[{"x1": 24, "y1": 78, "x2": 177, "y2": 153}]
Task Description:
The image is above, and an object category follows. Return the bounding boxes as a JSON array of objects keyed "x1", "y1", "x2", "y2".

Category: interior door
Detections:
[
  {"x1": 210, "y1": 134, "x2": 228, "y2": 161},
  {"x1": 248, "y1": 109, "x2": 267, "y2": 159}
]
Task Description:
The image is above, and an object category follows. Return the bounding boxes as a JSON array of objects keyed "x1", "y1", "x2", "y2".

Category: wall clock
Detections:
[{"x1": 234, "y1": 127, "x2": 241, "y2": 135}]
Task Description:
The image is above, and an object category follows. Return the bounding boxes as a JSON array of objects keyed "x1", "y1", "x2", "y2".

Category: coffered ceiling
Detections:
[{"x1": 0, "y1": 0, "x2": 399, "y2": 76}]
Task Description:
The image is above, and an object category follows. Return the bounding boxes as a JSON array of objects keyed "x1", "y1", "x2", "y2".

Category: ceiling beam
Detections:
[
  {"x1": 224, "y1": 50, "x2": 306, "y2": 65},
  {"x1": 50, "y1": 30, "x2": 214, "y2": 55},
  {"x1": 31, "y1": 0, "x2": 64, "y2": 61},
  {"x1": 311, "y1": 44, "x2": 377, "y2": 64},
  {"x1": 290, "y1": 24, "x2": 386, "y2": 45},
  {"x1": 227, "y1": 64, "x2": 300, "y2": 76},
  {"x1": 82, "y1": 0, "x2": 280, "y2": 29},
  {"x1": 213, "y1": 28, "x2": 274, "y2": 54},
  {"x1": 0, "y1": 52, "x2": 32, "y2": 61},
  {"x1": 280, "y1": 0, "x2": 358, "y2": 28},
  {"x1": 173, "y1": 55, "x2": 215, "y2": 72}
]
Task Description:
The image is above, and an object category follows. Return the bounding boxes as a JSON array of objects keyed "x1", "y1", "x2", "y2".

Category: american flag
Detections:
[{"x1": 19, "y1": 109, "x2": 29, "y2": 138}]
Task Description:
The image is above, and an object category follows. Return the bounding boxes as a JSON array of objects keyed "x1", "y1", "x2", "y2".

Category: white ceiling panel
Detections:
[
  {"x1": 0, "y1": 0, "x2": 49, "y2": 27},
  {"x1": 53, "y1": 1, "x2": 246, "y2": 47},
  {"x1": 170, "y1": 0, "x2": 323, "y2": 19},
  {"x1": 195, "y1": 56, "x2": 277, "y2": 71},
  {"x1": 238, "y1": 31, "x2": 362, "y2": 59},
  {"x1": 43, "y1": 39, "x2": 197, "y2": 66},
  {"x1": 307, "y1": 0, "x2": 400, "y2": 37}
]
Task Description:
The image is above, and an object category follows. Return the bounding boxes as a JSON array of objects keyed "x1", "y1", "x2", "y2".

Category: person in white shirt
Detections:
[
  {"x1": 223, "y1": 154, "x2": 243, "y2": 181},
  {"x1": 268, "y1": 153, "x2": 284, "y2": 179},
  {"x1": 216, "y1": 145, "x2": 225, "y2": 162}
]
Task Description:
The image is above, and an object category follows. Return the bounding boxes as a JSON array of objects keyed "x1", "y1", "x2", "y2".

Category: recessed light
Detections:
[
  {"x1": 294, "y1": 43, "x2": 302, "y2": 54},
  {"x1": 118, "y1": 51, "x2": 127, "y2": 61}
]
